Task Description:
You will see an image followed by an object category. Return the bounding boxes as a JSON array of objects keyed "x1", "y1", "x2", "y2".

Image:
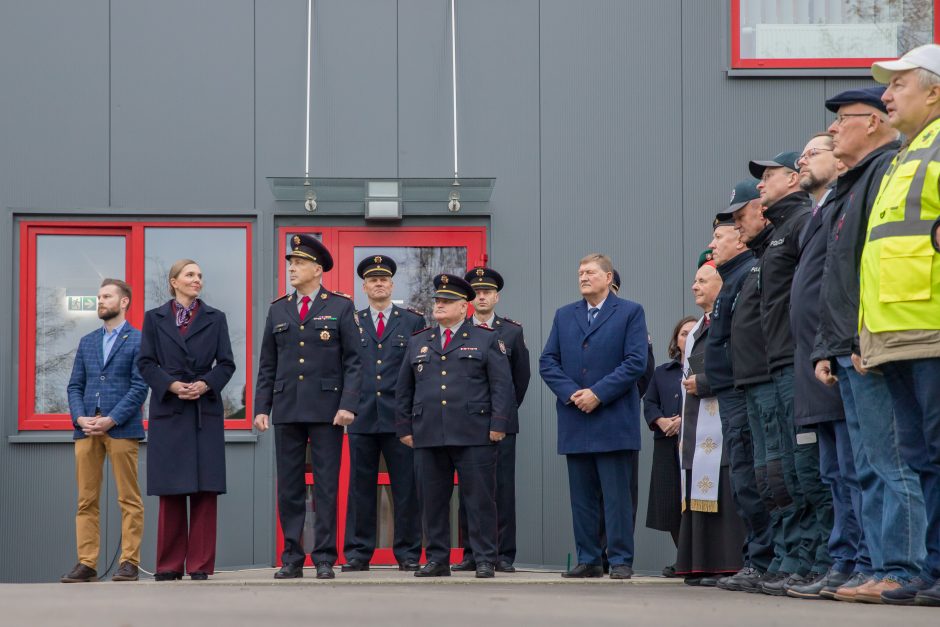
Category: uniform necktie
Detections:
[
  {"x1": 443, "y1": 328, "x2": 453, "y2": 349},
  {"x1": 479, "y1": 321, "x2": 489, "y2": 329},
  {"x1": 376, "y1": 311, "x2": 385, "y2": 338},
  {"x1": 704, "y1": 314, "x2": 711, "y2": 329},
  {"x1": 299, "y1": 295, "x2": 311, "y2": 320},
  {"x1": 588, "y1": 307, "x2": 599, "y2": 326}
]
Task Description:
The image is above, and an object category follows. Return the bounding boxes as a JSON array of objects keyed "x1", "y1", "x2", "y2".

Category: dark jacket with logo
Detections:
[
  {"x1": 731, "y1": 225, "x2": 774, "y2": 387},
  {"x1": 487, "y1": 315, "x2": 531, "y2": 434},
  {"x1": 705, "y1": 250, "x2": 756, "y2": 393},
  {"x1": 351, "y1": 305, "x2": 426, "y2": 434},
  {"x1": 791, "y1": 192, "x2": 845, "y2": 427},
  {"x1": 760, "y1": 191, "x2": 813, "y2": 372},
  {"x1": 812, "y1": 141, "x2": 900, "y2": 362}
]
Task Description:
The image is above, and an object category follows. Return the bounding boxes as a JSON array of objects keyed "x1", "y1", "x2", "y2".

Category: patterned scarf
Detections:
[{"x1": 174, "y1": 299, "x2": 198, "y2": 328}]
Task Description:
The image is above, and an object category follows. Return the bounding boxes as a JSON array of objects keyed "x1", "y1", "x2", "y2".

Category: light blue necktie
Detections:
[{"x1": 588, "y1": 307, "x2": 599, "y2": 326}]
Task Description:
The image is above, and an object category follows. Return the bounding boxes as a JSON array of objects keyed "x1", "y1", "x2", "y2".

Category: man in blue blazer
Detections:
[
  {"x1": 540, "y1": 253, "x2": 649, "y2": 579},
  {"x1": 62, "y1": 279, "x2": 149, "y2": 583}
]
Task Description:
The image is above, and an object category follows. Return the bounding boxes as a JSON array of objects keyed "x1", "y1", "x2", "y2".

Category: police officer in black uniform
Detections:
[
  {"x1": 451, "y1": 267, "x2": 530, "y2": 573},
  {"x1": 342, "y1": 255, "x2": 424, "y2": 572},
  {"x1": 254, "y1": 234, "x2": 362, "y2": 580},
  {"x1": 396, "y1": 274, "x2": 514, "y2": 578}
]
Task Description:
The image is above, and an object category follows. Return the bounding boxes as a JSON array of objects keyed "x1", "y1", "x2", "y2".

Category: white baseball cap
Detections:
[{"x1": 872, "y1": 44, "x2": 940, "y2": 84}]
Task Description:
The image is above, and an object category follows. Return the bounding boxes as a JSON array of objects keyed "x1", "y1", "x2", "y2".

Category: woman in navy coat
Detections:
[
  {"x1": 644, "y1": 315, "x2": 696, "y2": 574},
  {"x1": 138, "y1": 259, "x2": 235, "y2": 581}
]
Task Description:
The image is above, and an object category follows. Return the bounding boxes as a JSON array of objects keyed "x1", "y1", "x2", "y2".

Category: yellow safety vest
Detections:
[{"x1": 860, "y1": 117, "x2": 940, "y2": 333}]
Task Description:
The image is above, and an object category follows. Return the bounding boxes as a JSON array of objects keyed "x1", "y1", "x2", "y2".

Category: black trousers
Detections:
[
  {"x1": 456, "y1": 434, "x2": 517, "y2": 564},
  {"x1": 416, "y1": 444, "x2": 498, "y2": 565},
  {"x1": 275, "y1": 422, "x2": 344, "y2": 566},
  {"x1": 344, "y1": 433, "x2": 422, "y2": 564}
]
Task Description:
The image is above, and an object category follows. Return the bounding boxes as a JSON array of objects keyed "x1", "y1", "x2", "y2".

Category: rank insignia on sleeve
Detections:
[{"x1": 498, "y1": 339, "x2": 507, "y2": 354}]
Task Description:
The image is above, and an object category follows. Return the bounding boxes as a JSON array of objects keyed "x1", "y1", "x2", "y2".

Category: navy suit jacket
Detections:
[
  {"x1": 67, "y1": 323, "x2": 148, "y2": 440},
  {"x1": 539, "y1": 293, "x2": 648, "y2": 454}
]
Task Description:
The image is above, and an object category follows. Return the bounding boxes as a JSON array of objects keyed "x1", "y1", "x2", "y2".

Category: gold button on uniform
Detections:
[
  {"x1": 377, "y1": 343, "x2": 382, "y2": 349},
  {"x1": 441, "y1": 385, "x2": 446, "y2": 390},
  {"x1": 441, "y1": 400, "x2": 447, "y2": 406},
  {"x1": 441, "y1": 371, "x2": 446, "y2": 376},
  {"x1": 300, "y1": 341, "x2": 305, "y2": 346},
  {"x1": 299, "y1": 325, "x2": 305, "y2": 330},
  {"x1": 376, "y1": 391, "x2": 382, "y2": 397},
  {"x1": 299, "y1": 358, "x2": 305, "y2": 363},
  {"x1": 298, "y1": 375, "x2": 304, "y2": 380},
  {"x1": 441, "y1": 356, "x2": 447, "y2": 361},
  {"x1": 376, "y1": 359, "x2": 382, "y2": 364},
  {"x1": 376, "y1": 375, "x2": 382, "y2": 380}
]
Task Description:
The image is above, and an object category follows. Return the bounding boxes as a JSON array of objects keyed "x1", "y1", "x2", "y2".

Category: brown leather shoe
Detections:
[
  {"x1": 855, "y1": 578, "x2": 901, "y2": 604},
  {"x1": 112, "y1": 561, "x2": 139, "y2": 582},
  {"x1": 832, "y1": 574, "x2": 873, "y2": 602},
  {"x1": 61, "y1": 563, "x2": 98, "y2": 583}
]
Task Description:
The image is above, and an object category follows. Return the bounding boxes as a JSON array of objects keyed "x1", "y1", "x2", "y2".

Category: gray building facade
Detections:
[{"x1": 1, "y1": 0, "x2": 877, "y2": 582}]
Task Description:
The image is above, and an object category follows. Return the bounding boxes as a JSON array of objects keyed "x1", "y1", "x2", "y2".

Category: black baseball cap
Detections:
[
  {"x1": 728, "y1": 178, "x2": 760, "y2": 212},
  {"x1": 748, "y1": 151, "x2": 800, "y2": 179}
]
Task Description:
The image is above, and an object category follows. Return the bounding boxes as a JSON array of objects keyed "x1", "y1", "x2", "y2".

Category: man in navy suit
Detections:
[
  {"x1": 62, "y1": 279, "x2": 149, "y2": 583},
  {"x1": 540, "y1": 253, "x2": 649, "y2": 579},
  {"x1": 342, "y1": 255, "x2": 424, "y2": 572}
]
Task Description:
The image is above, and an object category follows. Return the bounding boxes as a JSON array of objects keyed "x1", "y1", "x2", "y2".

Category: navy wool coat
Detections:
[
  {"x1": 138, "y1": 300, "x2": 236, "y2": 496},
  {"x1": 539, "y1": 294, "x2": 649, "y2": 454}
]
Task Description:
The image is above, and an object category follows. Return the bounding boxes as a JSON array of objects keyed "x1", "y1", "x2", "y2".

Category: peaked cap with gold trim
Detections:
[
  {"x1": 357, "y1": 254, "x2": 397, "y2": 279},
  {"x1": 286, "y1": 233, "x2": 334, "y2": 272},
  {"x1": 433, "y1": 273, "x2": 474, "y2": 301},
  {"x1": 464, "y1": 266, "x2": 504, "y2": 292}
]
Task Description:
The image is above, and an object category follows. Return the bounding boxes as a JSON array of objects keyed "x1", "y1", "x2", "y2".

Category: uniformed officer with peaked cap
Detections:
[
  {"x1": 396, "y1": 273, "x2": 514, "y2": 579},
  {"x1": 452, "y1": 266, "x2": 530, "y2": 573},
  {"x1": 254, "y1": 233, "x2": 362, "y2": 580},
  {"x1": 341, "y1": 255, "x2": 424, "y2": 573}
]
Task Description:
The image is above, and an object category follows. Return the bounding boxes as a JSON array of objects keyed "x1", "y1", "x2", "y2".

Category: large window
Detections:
[
  {"x1": 18, "y1": 221, "x2": 253, "y2": 431},
  {"x1": 732, "y1": 0, "x2": 938, "y2": 69}
]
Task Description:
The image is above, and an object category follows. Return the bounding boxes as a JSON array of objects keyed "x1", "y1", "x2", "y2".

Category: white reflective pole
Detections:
[
  {"x1": 305, "y1": 0, "x2": 313, "y2": 177},
  {"x1": 451, "y1": 0, "x2": 459, "y2": 179}
]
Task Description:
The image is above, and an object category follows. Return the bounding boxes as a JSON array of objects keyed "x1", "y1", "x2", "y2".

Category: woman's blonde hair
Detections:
[{"x1": 168, "y1": 258, "x2": 199, "y2": 297}]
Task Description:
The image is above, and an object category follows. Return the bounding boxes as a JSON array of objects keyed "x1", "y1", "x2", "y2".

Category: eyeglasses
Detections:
[
  {"x1": 834, "y1": 113, "x2": 873, "y2": 125},
  {"x1": 797, "y1": 147, "x2": 834, "y2": 162}
]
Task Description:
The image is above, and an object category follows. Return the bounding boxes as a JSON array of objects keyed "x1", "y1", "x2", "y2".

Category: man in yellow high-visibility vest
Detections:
[{"x1": 859, "y1": 44, "x2": 940, "y2": 607}]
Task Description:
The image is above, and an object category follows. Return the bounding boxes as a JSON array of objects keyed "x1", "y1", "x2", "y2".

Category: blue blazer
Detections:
[
  {"x1": 67, "y1": 323, "x2": 149, "y2": 440},
  {"x1": 539, "y1": 294, "x2": 648, "y2": 454}
]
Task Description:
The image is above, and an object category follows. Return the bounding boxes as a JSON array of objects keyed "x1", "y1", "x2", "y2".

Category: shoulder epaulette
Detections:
[
  {"x1": 271, "y1": 293, "x2": 291, "y2": 304},
  {"x1": 330, "y1": 290, "x2": 352, "y2": 300},
  {"x1": 405, "y1": 306, "x2": 425, "y2": 316},
  {"x1": 477, "y1": 324, "x2": 495, "y2": 332},
  {"x1": 413, "y1": 326, "x2": 431, "y2": 336},
  {"x1": 499, "y1": 316, "x2": 522, "y2": 327}
]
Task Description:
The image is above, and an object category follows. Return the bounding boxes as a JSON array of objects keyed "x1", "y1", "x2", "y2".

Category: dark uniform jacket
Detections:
[
  {"x1": 255, "y1": 288, "x2": 362, "y2": 423},
  {"x1": 395, "y1": 320, "x2": 514, "y2": 447},
  {"x1": 812, "y1": 140, "x2": 900, "y2": 363},
  {"x1": 731, "y1": 225, "x2": 774, "y2": 387},
  {"x1": 351, "y1": 305, "x2": 425, "y2": 434},
  {"x1": 643, "y1": 359, "x2": 682, "y2": 440},
  {"x1": 790, "y1": 192, "x2": 845, "y2": 427},
  {"x1": 705, "y1": 250, "x2": 756, "y2": 394},
  {"x1": 760, "y1": 191, "x2": 813, "y2": 372},
  {"x1": 138, "y1": 301, "x2": 236, "y2": 495},
  {"x1": 483, "y1": 315, "x2": 531, "y2": 434}
]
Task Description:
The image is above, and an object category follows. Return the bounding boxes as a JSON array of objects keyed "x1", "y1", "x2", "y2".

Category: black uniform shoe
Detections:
[
  {"x1": 915, "y1": 580, "x2": 940, "y2": 607},
  {"x1": 662, "y1": 564, "x2": 678, "y2": 578},
  {"x1": 341, "y1": 558, "x2": 370, "y2": 572},
  {"x1": 315, "y1": 562, "x2": 335, "y2": 579},
  {"x1": 60, "y1": 563, "x2": 98, "y2": 583},
  {"x1": 684, "y1": 576, "x2": 718, "y2": 587},
  {"x1": 190, "y1": 572, "x2": 208, "y2": 581},
  {"x1": 717, "y1": 566, "x2": 763, "y2": 593},
  {"x1": 476, "y1": 562, "x2": 496, "y2": 578},
  {"x1": 759, "y1": 572, "x2": 789, "y2": 596},
  {"x1": 154, "y1": 571, "x2": 183, "y2": 581},
  {"x1": 561, "y1": 563, "x2": 603, "y2": 578},
  {"x1": 496, "y1": 560, "x2": 515, "y2": 573},
  {"x1": 882, "y1": 577, "x2": 932, "y2": 606},
  {"x1": 787, "y1": 568, "x2": 849, "y2": 600},
  {"x1": 451, "y1": 557, "x2": 476, "y2": 571},
  {"x1": 609, "y1": 565, "x2": 633, "y2": 580},
  {"x1": 111, "y1": 561, "x2": 139, "y2": 582},
  {"x1": 398, "y1": 560, "x2": 420, "y2": 572},
  {"x1": 274, "y1": 563, "x2": 304, "y2": 579},
  {"x1": 415, "y1": 561, "x2": 451, "y2": 577}
]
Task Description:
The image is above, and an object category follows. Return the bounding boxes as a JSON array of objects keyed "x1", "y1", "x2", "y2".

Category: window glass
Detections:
[
  {"x1": 144, "y1": 228, "x2": 248, "y2": 419},
  {"x1": 351, "y1": 246, "x2": 467, "y2": 325},
  {"x1": 737, "y1": 0, "x2": 934, "y2": 64},
  {"x1": 34, "y1": 235, "x2": 126, "y2": 414}
]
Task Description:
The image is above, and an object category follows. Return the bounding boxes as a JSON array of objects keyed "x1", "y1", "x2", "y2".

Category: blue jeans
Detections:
[
  {"x1": 834, "y1": 356, "x2": 925, "y2": 581},
  {"x1": 816, "y1": 420, "x2": 867, "y2": 574},
  {"x1": 881, "y1": 357, "x2": 940, "y2": 583}
]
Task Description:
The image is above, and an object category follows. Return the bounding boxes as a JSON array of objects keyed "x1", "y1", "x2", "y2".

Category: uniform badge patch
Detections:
[
  {"x1": 320, "y1": 330, "x2": 331, "y2": 341},
  {"x1": 417, "y1": 364, "x2": 424, "y2": 373},
  {"x1": 498, "y1": 339, "x2": 507, "y2": 354},
  {"x1": 420, "y1": 346, "x2": 429, "y2": 354},
  {"x1": 293, "y1": 235, "x2": 301, "y2": 246},
  {"x1": 320, "y1": 292, "x2": 328, "y2": 299}
]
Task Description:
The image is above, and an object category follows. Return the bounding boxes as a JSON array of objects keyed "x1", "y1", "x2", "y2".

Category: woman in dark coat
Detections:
[
  {"x1": 138, "y1": 258, "x2": 235, "y2": 581},
  {"x1": 644, "y1": 315, "x2": 696, "y2": 576}
]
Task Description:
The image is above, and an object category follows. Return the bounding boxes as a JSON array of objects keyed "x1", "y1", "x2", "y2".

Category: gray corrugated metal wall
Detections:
[{"x1": 1, "y1": 0, "x2": 875, "y2": 582}]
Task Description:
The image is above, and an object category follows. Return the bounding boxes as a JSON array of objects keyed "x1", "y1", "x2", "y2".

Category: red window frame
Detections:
[
  {"x1": 731, "y1": 0, "x2": 940, "y2": 69},
  {"x1": 18, "y1": 221, "x2": 254, "y2": 431},
  {"x1": 274, "y1": 225, "x2": 487, "y2": 566}
]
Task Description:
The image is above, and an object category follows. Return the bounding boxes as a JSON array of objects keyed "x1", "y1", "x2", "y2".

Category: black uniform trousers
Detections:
[
  {"x1": 275, "y1": 422, "x2": 344, "y2": 566},
  {"x1": 344, "y1": 433, "x2": 422, "y2": 564},
  {"x1": 416, "y1": 444, "x2": 498, "y2": 565},
  {"x1": 457, "y1": 434, "x2": 517, "y2": 564}
]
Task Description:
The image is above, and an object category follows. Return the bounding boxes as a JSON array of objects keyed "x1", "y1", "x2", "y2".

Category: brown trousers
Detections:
[{"x1": 75, "y1": 435, "x2": 144, "y2": 568}]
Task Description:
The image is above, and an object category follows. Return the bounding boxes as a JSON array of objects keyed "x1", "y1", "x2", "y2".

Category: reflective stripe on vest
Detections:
[{"x1": 860, "y1": 117, "x2": 940, "y2": 333}]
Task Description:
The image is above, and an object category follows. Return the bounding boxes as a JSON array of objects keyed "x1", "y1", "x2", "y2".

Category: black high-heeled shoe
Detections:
[{"x1": 154, "y1": 571, "x2": 183, "y2": 581}]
